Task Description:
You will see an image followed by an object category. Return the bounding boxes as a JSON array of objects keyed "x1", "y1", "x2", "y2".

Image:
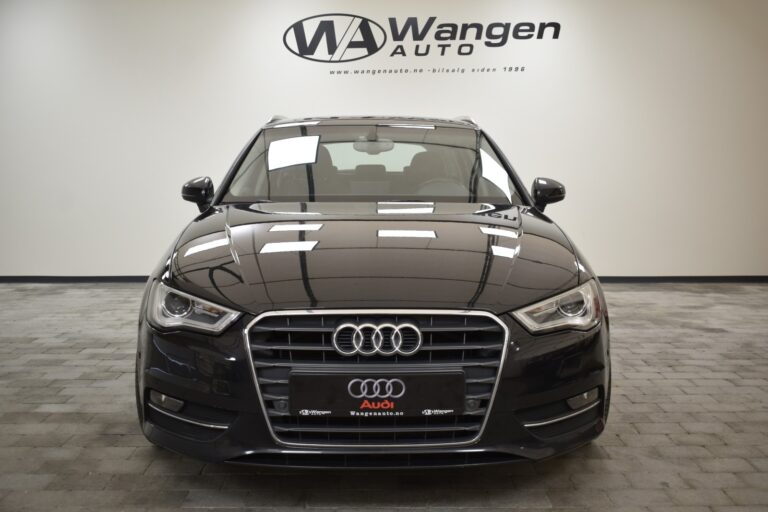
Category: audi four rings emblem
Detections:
[
  {"x1": 332, "y1": 322, "x2": 422, "y2": 356},
  {"x1": 348, "y1": 378, "x2": 406, "y2": 399}
]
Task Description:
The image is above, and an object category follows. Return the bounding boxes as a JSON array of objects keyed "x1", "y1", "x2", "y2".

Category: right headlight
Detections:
[
  {"x1": 146, "y1": 281, "x2": 241, "y2": 334},
  {"x1": 512, "y1": 280, "x2": 602, "y2": 333}
]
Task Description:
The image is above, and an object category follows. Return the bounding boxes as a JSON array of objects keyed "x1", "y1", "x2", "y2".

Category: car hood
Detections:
[{"x1": 166, "y1": 202, "x2": 578, "y2": 315}]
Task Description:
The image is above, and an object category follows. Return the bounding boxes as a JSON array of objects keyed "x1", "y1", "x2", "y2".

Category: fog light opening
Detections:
[
  {"x1": 149, "y1": 389, "x2": 185, "y2": 412},
  {"x1": 566, "y1": 387, "x2": 599, "y2": 410}
]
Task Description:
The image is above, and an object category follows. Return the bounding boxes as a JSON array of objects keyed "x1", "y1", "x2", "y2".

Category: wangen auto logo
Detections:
[{"x1": 283, "y1": 14, "x2": 387, "y2": 63}]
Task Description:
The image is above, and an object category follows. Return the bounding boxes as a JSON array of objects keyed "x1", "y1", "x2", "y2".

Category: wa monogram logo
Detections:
[{"x1": 283, "y1": 14, "x2": 387, "y2": 63}]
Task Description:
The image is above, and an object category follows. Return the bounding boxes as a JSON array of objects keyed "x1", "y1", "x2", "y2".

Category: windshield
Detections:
[{"x1": 220, "y1": 123, "x2": 522, "y2": 204}]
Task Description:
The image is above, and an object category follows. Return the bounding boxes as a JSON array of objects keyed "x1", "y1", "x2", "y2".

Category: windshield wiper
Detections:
[{"x1": 219, "y1": 199, "x2": 273, "y2": 205}]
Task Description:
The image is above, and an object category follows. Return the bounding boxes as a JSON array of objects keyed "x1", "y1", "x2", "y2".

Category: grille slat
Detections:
[
  {"x1": 252, "y1": 360, "x2": 501, "y2": 369},
  {"x1": 273, "y1": 423, "x2": 482, "y2": 434},
  {"x1": 262, "y1": 393, "x2": 289, "y2": 400},
  {"x1": 418, "y1": 343, "x2": 503, "y2": 351},
  {"x1": 252, "y1": 326, "x2": 336, "y2": 333},
  {"x1": 257, "y1": 377, "x2": 289, "y2": 385},
  {"x1": 466, "y1": 377, "x2": 496, "y2": 384},
  {"x1": 247, "y1": 311, "x2": 506, "y2": 447},
  {"x1": 251, "y1": 342, "x2": 503, "y2": 352},
  {"x1": 420, "y1": 325, "x2": 501, "y2": 332}
]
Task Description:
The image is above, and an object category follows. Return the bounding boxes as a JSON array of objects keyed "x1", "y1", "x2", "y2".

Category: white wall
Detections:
[{"x1": 1, "y1": 0, "x2": 767, "y2": 276}]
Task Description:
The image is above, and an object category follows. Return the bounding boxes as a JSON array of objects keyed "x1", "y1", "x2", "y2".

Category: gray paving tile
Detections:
[
  {"x1": 546, "y1": 488, "x2": 612, "y2": 507},
  {"x1": 723, "y1": 488, "x2": 768, "y2": 506},
  {"x1": 0, "y1": 473, "x2": 56, "y2": 490},
  {"x1": 624, "y1": 472, "x2": 690, "y2": 489},
  {"x1": 698, "y1": 458, "x2": 756, "y2": 473},
  {"x1": 670, "y1": 489, "x2": 734, "y2": 506},
  {"x1": 607, "y1": 489, "x2": 675, "y2": 506}
]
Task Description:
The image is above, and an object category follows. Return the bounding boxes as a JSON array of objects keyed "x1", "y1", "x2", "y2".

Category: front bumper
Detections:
[{"x1": 136, "y1": 311, "x2": 609, "y2": 468}]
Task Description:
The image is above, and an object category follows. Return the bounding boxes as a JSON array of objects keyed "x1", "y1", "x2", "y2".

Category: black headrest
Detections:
[
  {"x1": 316, "y1": 145, "x2": 334, "y2": 168},
  {"x1": 405, "y1": 152, "x2": 444, "y2": 182}
]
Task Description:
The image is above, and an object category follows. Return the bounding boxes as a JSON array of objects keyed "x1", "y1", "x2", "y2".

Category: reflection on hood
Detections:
[{"x1": 169, "y1": 202, "x2": 577, "y2": 315}]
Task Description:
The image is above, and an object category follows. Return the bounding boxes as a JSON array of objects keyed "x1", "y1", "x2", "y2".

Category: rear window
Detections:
[{"x1": 324, "y1": 142, "x2": 425, "y2": 172}]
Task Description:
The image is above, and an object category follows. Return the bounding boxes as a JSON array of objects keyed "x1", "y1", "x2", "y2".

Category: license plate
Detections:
[{"x1": 289, "y1": 371, "x2": 465, "y2": 418}]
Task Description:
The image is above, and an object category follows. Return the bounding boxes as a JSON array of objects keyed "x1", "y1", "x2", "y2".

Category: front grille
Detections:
[{"x1": 245, "y1": 310, "x2": 508, "y2": 447}]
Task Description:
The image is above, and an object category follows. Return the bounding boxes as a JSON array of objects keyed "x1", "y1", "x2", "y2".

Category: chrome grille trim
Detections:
[
  {"x1": 147, "y1": 403, "x2": 230, "y2": 430},
  {"x1": 522, "y1": 400, "x2": 601, "y2": 428},
  {"x1": 243, "y1": 309, "x2": 510, "y2": 449}
]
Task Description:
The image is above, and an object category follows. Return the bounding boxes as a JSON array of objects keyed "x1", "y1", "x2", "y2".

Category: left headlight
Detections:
[
  {"x1": 512, "y1": 280, "x2": 602, "y2": 333},
  {"x1": 146, "y1": 281, "x2": 241, "y2": 334}
]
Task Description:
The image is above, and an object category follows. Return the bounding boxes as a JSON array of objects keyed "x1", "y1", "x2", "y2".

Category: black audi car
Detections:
[{"x1": 136, "y1": 115, "x2": 610, "y2": 467}]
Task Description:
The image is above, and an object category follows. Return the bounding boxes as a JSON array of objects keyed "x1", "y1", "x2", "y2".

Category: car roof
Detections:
[{"x1": 264, "y1": 115, "x2": 479, "y2": 130}]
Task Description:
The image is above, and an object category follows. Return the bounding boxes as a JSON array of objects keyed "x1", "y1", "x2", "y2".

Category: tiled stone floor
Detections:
[{"x1": 0, "y1": 282, "x2": 766, "y2": 511}]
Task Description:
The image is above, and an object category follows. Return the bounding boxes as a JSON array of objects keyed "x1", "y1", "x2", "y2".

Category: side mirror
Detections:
[
  {"x1": 531, "y1": 177, "x2": 565, "y2": 212},
  {"x1": 182, "y1": 176, "x2": 214, "y2": 212}
]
